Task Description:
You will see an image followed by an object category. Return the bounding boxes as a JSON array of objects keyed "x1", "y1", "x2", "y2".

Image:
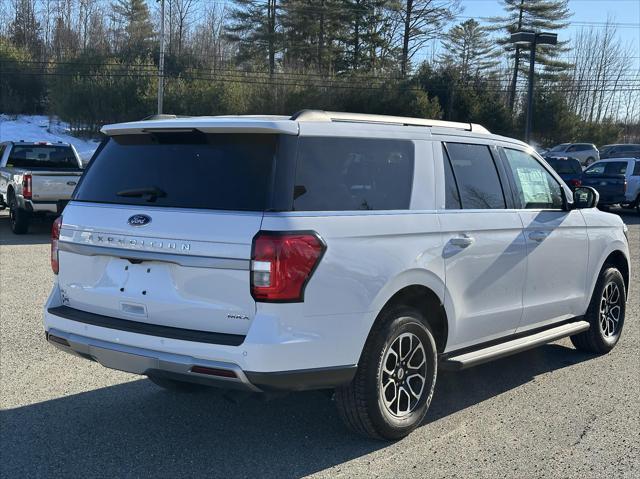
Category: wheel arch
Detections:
[
  {"x1": 602, "y1": 249, "x2": 630, "y2": 298},
  {"x1": 369, "y1": 270, "x2": 449, "y2": 353}
]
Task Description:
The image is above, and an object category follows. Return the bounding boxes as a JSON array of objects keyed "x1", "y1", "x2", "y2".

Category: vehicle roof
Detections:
[
  {"x1": 590, "y1": 157, "x2": 639, "y2": 164},
  {"x1": 100, "y1": 110, "x2": 528, "y2": 148}
]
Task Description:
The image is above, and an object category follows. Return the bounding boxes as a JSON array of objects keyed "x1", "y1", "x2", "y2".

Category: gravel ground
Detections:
[{"x1": 1, "y1": 209, "x2": 638, "y2": 479}]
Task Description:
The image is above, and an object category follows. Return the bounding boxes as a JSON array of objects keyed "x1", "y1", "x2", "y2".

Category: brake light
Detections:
[
  {"x1": 51, "y1": 216, "x2": 62, "y2": 274},
  {"x1": 251, "y1": 231, "x2": 326, "y2": 302},
  {"x1": 22, "y1": 174, "x2": 32, "y2": 199},
  {"x1": 569, "y1": 178, "x2": 581, "y2": 188}
]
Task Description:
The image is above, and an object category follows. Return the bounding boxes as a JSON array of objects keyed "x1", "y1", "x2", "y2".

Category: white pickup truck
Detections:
[{"x1": 0, "y1": 141, "x2": 84, "y2": 234}]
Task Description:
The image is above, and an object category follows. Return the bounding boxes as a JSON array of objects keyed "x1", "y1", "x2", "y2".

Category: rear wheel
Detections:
[
  {"x1": 9, "y1": 196, "x2": 30, "y2": 234},
  {"x1": 147, "y1": 375, "x2": 209, "y2": 392},
  {"x1": 335, "y1": 307, "x2": 438, "y2": 440},
  {"x1": 571, "y1": 267, "x2": 626, "y2": 354}
]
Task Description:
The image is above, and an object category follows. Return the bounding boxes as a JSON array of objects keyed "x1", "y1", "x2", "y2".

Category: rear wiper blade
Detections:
[{"x1": 116, "y1": 187, "x2": 167, "y2": 202}]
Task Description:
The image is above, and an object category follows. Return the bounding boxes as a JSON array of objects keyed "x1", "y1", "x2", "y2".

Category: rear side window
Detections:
[
  {"x1": 604, "y1": 161, "x2": 628, "y2": 175},
  {"x1": 445, "y1": 143, "x2": 506, "y2": 209},
  {"x1": 74, "y1": 132, "x2": 279, "y2": 211},
  {"x1": 293, "y1": 137, "x2": 414, "y2": 211},
  {"x1": 633, "y1": 161, "x2": 640, "y2": 176},
  {"x1": 7, "y1": 145, "x2": 79, "y2": 169},
  {"x1": 442, "y1": 145, "x2": 461, "y2": 209}
]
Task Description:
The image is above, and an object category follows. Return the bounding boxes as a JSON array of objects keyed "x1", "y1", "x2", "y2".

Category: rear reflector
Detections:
[{"x1": 191, "y1": 366, "x2": 237, "y2": 378}]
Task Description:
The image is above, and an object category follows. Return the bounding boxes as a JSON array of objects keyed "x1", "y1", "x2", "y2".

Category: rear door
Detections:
[
  {"x1": 438, "y1": 142, "x2": 527, "y2": 350},
  {"x1": 500, "y1": 147, "x2": 589, "y2": 331},
  {"x1": 57, "y1": 131, "x2": 294, "y2": 336}
]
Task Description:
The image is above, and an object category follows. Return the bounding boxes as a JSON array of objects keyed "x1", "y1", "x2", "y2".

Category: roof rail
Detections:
[
  {"x1": 142, "y1": 114, "x2": 178, "y2": 121},
  {"x1": 290, "y1": 110, "x2": 490, "y2": 134}
]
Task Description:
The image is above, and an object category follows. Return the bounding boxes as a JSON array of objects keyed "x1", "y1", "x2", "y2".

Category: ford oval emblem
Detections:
[{"x1": 128, "y1": 214, "x2": 152, "y2": 227}]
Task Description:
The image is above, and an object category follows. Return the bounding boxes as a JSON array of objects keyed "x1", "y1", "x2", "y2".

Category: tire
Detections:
[
  {"x1": 335, "y1": 307, "x2": 438, "y2": 440},
  {"x1": 8, "y1": 196, "x2": 30, "y2": 234},
  {"x1": 147, "y1": 375, "x2": 209, "y2": 392},
  {"x1": 571, "y1": 267, "x2": 626, "y2": 354}
]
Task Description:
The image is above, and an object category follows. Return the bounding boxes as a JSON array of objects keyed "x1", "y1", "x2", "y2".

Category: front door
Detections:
[{"x1": 500, "y1": 148, "x2": 589, "y2": 332}]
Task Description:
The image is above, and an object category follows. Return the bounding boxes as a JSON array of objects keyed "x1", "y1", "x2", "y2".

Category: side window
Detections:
[
  {"x1": 566, "y1": 145, "x2": 577, "y2": 152},
  {"x1": 604, "y1": 162, "x2": 627, "y2": 175},
  {"x1": 0, "y1": 144, "x2": 6, "y2": 162},
  {"x1": 445, "y1": 143, "x2": 506, "y2": 209},
  {"x1": 442, "y1": 145, "x2": 461, "y2": 209},
  {"x1": 633, "y1": 161, "x2": 640, "y2": 176},
  {"x1": 293, "y1": 137, "x2": 414, "y2": 211},
  {"x1": 503, "y1": 149, "x2": 564, "y2": 209},
  {"x1": 584, "y1": 163, "x2": 606, "y2": 176}
]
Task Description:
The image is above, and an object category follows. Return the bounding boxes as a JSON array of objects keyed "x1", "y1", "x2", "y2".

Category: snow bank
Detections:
[{"x1": 0, "y1": 114, "x2": 100, "y2": 161}]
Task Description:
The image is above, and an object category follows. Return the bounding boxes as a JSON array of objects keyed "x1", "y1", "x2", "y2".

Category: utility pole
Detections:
[
  {"x1": 510, "y1": 31, "x2": 558, "y2": 144},
  {"x1": 157, "y1": 0, "x2": 166, "y2": 115}
]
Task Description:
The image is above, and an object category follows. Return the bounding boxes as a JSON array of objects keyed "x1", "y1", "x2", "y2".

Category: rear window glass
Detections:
[
  {"x1": 293, "y1": 137, "x2": 414, "y2": 211},
  {"x1": 8, "y1": 145, "x2": 79, "y2": 169},
  {"x1": 74, "y1": 132, "x2": 278, "y2": 211}
]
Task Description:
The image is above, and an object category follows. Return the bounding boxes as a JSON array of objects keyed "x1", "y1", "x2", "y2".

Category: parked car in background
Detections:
[
  {"x1": 544, "y1": 156, "x2": 583, "y2": 188},
  {"x1": 0, "y1": 141, "x2": 83, "y2": 234},
  {"x1": 43, "y1": 111, "x2": 630, "y2": 440},
  {"x1": 546, "y1": 143, "x2": 599, "y2": 166},
  {"x1": 581, "y1": 158, "x2": 640, "y2": 209},
  {"x1": 599, "y1": 144, "x2": 640, "y2": 159}
]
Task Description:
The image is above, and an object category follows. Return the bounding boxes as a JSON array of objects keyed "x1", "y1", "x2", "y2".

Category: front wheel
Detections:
[
  {"x1": 335, "y1": 307, "x2": 438, "y2": 440},
  {"x1": 571, "y1": 267, "x2": 626, "y2": 353}
]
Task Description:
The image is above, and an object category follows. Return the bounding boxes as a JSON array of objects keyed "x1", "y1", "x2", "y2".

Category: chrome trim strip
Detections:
[
  {"x1": 47, "y1": 328, "x2": 261, "y2": 392},
  {"x1": 58, "y1": 241, "x2": 250, "y2": 270}
]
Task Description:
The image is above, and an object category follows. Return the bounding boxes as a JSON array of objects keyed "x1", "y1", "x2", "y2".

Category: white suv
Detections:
[{"x1": 44, "y1": 111, "x2": 630, "y2": 440}]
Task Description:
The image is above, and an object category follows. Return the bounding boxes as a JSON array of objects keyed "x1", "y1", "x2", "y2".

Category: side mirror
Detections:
[{"x1": 573, "y1": 186, "x2": 599, "y2": 209}]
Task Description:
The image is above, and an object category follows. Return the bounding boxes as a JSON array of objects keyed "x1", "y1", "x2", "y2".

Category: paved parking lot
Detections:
[{"x1": 1, "y1": 210, "x2": 638, "y2": 478}]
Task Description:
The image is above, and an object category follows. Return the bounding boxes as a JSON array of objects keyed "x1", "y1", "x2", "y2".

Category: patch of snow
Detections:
[{"x1": 0, "y1": 114, "x2": 100, "y2": 161}]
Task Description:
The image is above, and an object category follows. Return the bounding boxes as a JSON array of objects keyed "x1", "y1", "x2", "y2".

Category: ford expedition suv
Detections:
[
  {"x1": 44, "y1": 111, "x2": 631, "y2": 440},
  {"x1": 0, "y1": 141, "x2": 83, "y2": 234}
]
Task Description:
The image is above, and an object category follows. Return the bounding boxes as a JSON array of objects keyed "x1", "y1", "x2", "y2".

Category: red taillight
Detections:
[
  {"x1": 251, "y1": 231, "x2": 326, "y2": 302},
  {"x1": 569, "y1": 178, "x2": 582, "y2": 188},
  {"x1": 22, "y1": 174, "x2": 32, "y2": 199},
  {"x1": 51, "y1": 216, "x2": 62, "y2": 274}
]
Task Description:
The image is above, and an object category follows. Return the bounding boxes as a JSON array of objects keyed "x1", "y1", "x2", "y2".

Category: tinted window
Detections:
[
  {"x1": 550, "y1": 144, "x2": 569, "y2": 152},
  {"x1": 74, "y1": 133, "x2": 279, "y2": 211},
  {"x1": 546, "y1": 158, "x2": 582, "y2": 174},
  {"x1": 445, "y1": 143, "x2": 505, "y2": 209},
  {"x1": 293, "y1": 137, "x2": 414, "y2": 211},
  {"x1": 8, "y1": 145, "x2": 79, "y2": 169},
  {"x1": 604, "y1": 161, "x2": 628, "y2": 175},
  {"x1": 633, "y1": 161, "x2": 640, "y2": 176},
  {"x1": 503, "y1": 149, "x2": 563, "y2": 209},
  {"x1": 442, "y1": 145, "x2": 461, "y2": 209}
]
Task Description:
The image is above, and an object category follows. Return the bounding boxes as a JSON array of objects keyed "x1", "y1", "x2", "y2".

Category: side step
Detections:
[{"x1": 441, "y1": 321, "x2": 590, "y2": 371}]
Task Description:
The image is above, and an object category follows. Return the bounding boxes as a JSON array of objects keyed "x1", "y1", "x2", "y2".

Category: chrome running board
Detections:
[{"x1": 441, "y1": 321, "x2": 590, "y2": 371}]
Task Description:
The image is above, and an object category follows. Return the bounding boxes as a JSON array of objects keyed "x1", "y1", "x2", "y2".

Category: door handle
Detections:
[
  {"x1": 449, "y1": 235, "x2": 474, "y2": 248},
  {"x1": 528, "y1": 231, "x2": 548, "y2": 242}
]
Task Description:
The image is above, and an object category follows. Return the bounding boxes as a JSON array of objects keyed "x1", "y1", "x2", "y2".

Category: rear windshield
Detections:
[
  {"x1": 546, "y1": 158, "x2": 582, "y2": 174},
  {"x1": 74, "y1": 132, "x2": 279, "y2": 211},
  {"x1": 8, "y1": 145, "x2": 79, "y2": 169},
  {"x1": 293, "y1": 137, "x2": 414, "y2": 211}
]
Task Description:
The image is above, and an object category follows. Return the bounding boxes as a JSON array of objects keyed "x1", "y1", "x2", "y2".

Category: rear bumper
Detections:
[{"x1": 45, "y1": 328, "x2": 356, "y2": 392}]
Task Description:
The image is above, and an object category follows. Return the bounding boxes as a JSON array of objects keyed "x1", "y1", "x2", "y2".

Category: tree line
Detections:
[{"x1": 1, "y1": 0, "x2": 638, "y2": 145}]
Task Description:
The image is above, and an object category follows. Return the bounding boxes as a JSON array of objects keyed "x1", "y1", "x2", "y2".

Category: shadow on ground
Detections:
[
  {"x1": 0, "y1": 212, "x2": 53, "y2": 245},
  {"x1": 2, "y1": 343, "x2": 595, "y2": 478}
]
